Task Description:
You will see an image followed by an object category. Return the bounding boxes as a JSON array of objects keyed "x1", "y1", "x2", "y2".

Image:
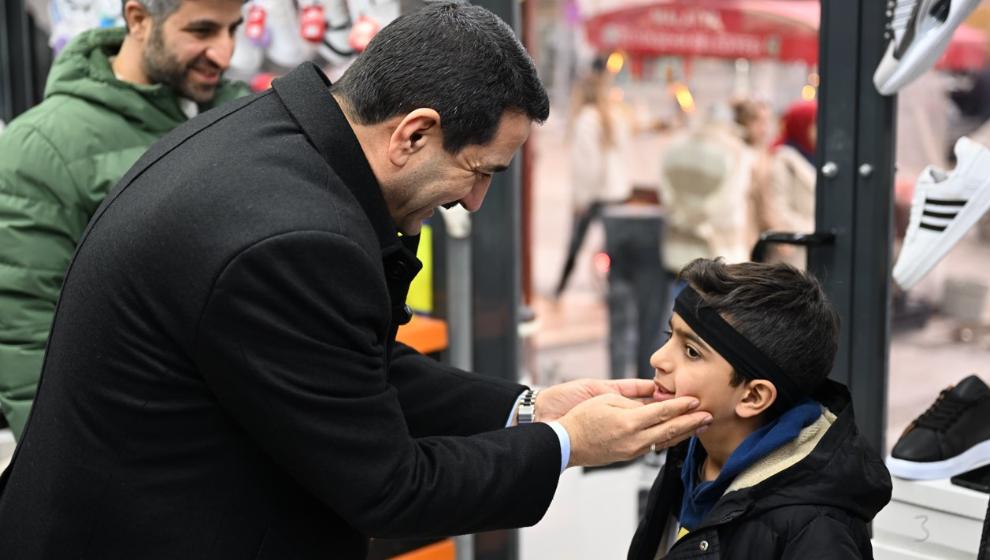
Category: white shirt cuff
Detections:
[{"x1": 507, "y1": 392, "x2": 571, "y2": 473}]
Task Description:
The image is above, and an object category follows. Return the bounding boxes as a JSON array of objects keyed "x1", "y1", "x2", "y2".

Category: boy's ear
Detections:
[{"x1": 736, "y1": 379, "x2": 777, "y2": 419}]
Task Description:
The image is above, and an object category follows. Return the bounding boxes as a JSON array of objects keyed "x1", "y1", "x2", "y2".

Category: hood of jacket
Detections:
[
  {"x1": 43, "y1": 27, "x2": 244, "y2": 134},
  {"x1": 705, "y1": 379, "x2": 892, "y2": 525}
]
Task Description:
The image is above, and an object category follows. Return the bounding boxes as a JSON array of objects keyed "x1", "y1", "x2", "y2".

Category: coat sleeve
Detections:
[
  {"x1": 389, "y1": 343, "x2": 526, "y2": 438},
  {"x1": 194, "y1": 230, "x2": 560, "y2": 538},
  {"x1": 780, "y1": 512, "x2": 867, "y2": 559},
  {"x1": 0, "y1": 123, "x2": 91, "y2": 437}
]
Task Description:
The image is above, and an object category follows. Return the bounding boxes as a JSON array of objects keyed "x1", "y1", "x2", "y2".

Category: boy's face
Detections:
[{"x1": 650, "y1": 312, "x2": 750, "y2": 426}]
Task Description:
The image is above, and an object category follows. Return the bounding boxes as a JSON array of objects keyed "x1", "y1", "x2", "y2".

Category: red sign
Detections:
[{"x1": 585, "y1": 1, "x2": 985, "y2": 70}]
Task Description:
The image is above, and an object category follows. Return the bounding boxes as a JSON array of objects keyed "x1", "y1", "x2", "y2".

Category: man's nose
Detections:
[
  {"x1": 459, "y1": 177, "x2": 492, "y2": 212},
  {"x1": 205, "y1": 34, "x2": 235, "y2": 70}
]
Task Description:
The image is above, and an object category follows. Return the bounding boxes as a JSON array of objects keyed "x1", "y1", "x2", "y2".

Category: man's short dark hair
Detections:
[
  {"x1": 679, "y1": 258, "x2": 840, "y2": 396},
  {"x1": 121, "y1": 0, "x2": 247, "y2": 30},
  {"x1": 330, "y1": 2, "x2": 550, "y2": 153},
  {"x1": 121, "y1": 0, "x2": 182, "y2": 26}
]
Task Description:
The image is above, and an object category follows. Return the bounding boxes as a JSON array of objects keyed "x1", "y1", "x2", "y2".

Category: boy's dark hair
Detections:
[
  {"x1": 330, "y1": 2, "x2": 550, "y2": 154},
  {"x1": 679, "y1": 258, "x2": 840, "y2": 396}
]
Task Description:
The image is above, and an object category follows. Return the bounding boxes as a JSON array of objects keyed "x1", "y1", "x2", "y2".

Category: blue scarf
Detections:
[{"x1": 678, "y1": 399, "x2": 822, "y2": 531}]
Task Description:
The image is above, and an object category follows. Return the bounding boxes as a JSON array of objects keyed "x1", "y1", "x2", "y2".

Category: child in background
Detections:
[{"x1": 628, "y1": 258, "x2": 891, "y2": 560}]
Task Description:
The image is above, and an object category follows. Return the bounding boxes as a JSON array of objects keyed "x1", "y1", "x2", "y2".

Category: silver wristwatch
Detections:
[{"x1": 517, "y1": 389, "x2": 539, "y2": 424}]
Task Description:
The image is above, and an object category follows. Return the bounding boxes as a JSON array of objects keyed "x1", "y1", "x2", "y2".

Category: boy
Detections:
[{"x1": 629, "y1": 258, "x2": 892, "y2": 560}]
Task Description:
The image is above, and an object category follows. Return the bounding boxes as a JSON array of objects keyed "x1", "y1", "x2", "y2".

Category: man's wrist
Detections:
[{"x1": 516, "y1": 388, "x2": 540, "y2": 424}]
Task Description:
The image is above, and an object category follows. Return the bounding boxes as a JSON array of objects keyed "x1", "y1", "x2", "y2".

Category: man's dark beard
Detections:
[{"x1": 141, "y1": 23, "x2": 220, "y2": 104}]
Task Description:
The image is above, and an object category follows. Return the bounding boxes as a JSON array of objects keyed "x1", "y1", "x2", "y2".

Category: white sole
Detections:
[
  {"x1": 893, "y1": 163, "x2": 990, "y2": 289},
  {"x1": 886, "y1": 438, "x2": 990, "y2": 480}
]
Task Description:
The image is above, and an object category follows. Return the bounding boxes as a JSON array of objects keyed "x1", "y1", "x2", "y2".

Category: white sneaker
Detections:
[
  {"x1": 874, "y1": 0, "x2": 982, "y2": 96},
  {"x1": 893, "y1": 137, "x2": 990, "y2": 290}
]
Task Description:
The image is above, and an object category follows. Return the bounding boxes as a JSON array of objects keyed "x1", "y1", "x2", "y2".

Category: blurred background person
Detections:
[
  {"x1": 554, "y1": 56, "x2": 630, "y2": 299},
  {"x1": 600, "y1": 186, "x2": 665, "y2": 380},
  {"x1": 659, "y1": 103, "x2": 755, "y2": 282},
  {"x1": 732, "y1": 97, "x2": 775, "y2": 257},
  {"x1": 765, "y1": 99, "x2": 818, "y2": 267},
  {"x1": 556, "y1": 56, "x2": 667, "y2": 380},
  {"x1": 0, "y1": 0, "x2": 248, "y2": 438}
]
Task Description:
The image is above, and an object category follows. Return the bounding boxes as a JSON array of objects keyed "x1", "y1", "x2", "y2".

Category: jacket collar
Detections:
[
  {"x1": 272, "y1": 63, "x2": 420, "y2": 326},
  {"x1": 271, "y1": 62, "x2": 401, "y2": 254}
]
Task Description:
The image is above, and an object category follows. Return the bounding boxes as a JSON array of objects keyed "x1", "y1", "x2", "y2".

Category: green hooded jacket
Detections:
[{"x1": 0, "y1": 27, "x2": 249, "y2": 438}]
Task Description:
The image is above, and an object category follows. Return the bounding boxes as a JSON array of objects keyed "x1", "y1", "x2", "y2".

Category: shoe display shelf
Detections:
[{"x1": 873, "y1": 476, "x2": 987, "y2": 559}]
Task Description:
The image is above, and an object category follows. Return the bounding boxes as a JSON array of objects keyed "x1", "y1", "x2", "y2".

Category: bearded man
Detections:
[{"x1": 0, "y1": 0, "x2": 249, "y2": 439}]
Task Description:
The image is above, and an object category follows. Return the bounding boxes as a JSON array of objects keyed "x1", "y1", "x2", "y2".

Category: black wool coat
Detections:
[
  {"x1": 0, "y1": 63, "x2": 560, "y2": 559},
  {"x1": 628, "y1": 380, "x2": 892, "y2": 560}
]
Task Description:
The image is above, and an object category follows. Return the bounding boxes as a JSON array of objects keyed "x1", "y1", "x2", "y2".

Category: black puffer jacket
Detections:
[{"x1": 628, "y1": 380, "x2": 892, "y2": 560}]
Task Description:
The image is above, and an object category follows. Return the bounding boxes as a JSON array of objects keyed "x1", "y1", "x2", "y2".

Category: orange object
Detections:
[
  {"x1": 389, "y1": 539, "x2": 455, "y2": 560},
  {"x1": 395, "y1": 315, "x2": 448, "y2": 354}
]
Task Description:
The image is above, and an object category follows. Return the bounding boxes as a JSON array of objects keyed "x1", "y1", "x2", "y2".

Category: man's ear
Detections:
[
  {"x1": 735, "y1": 379, "x2": 777, "y2": 419},
  {"x1": 387, "y1": 108, "x2": 441, "y2": 168},
  {"x1": 122, "y1": 0, "x2": 153, "y2": 40}
]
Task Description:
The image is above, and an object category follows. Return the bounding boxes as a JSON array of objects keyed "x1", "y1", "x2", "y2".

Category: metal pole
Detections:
[
  {"x1": 814, "y1": 0, "x2": 896, "y2": 453},
  {"x1": 441, "y1": 206, "x2": 474, "y2": 560}
]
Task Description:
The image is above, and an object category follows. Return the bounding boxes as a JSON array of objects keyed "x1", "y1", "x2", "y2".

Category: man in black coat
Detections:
[{"x1": 0, "y1": 4, "x2": 712, "y2": 558}]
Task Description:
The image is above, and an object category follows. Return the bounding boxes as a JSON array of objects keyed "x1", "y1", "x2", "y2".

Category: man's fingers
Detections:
[
  {"x1": 592, "y1": 392, "x2": 645, "y2": 409},
  {"x1": 642, "y1": 411, "x2": 713, "y2": 451},
  {"x1": 601, "y1": 378, "x2": 656, "y2": 399},
  {"x1": 628, "y1": 396, "x2": 701, "y2": 427}
]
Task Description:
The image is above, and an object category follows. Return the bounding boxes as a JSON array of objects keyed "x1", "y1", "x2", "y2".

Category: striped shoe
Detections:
[
  {"x1": 893, "y1": 137, "x2": 990, "y2": 290},
  {"x1": 874, "y1": 0, "x2": 982, "y2": 96}
]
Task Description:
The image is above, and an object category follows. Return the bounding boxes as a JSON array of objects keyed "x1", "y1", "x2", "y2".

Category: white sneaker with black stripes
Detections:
[
  {"x1": 874, "y1": 0, "x2": 982, "y2": 96},
  {"x1": 893, "y1": 137, "x2": 990, "y2": 290}
]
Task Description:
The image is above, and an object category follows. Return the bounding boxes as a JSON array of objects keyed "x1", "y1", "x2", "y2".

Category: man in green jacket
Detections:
[{"x1": 0, "y1": 0, "x2": 249, "y2": 438}]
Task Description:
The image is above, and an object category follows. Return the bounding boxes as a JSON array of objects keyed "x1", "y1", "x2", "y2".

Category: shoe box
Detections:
[{"x1": 872, "y1": 476, "x2": 987, "y2": 559}]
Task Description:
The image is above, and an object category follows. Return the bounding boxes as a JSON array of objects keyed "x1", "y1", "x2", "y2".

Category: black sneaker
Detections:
[{"x1": 888, "y1": 375, "x2": 990, "y2": 480}]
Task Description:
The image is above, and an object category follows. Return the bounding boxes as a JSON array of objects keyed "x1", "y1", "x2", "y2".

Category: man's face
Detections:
[
  {"x1": 650, "y1": 313, "x2": 748, "y2": 427},
  {"x1": 141, "y1": 0, "x2": 243, "y2": 103},
  {"x1": 748, "y1": 106, "x2": 772, "y2": 147},
  {"x1": 384, "y1": 111, "x2": 532, "y2": 235}
]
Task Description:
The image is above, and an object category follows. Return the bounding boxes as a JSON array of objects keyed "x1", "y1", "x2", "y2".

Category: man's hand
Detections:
[
  {"x1": 534, "y1": 378, "x2": 657, "y2": 422},
  {"x1": 556, "y1": 394, "x2": 712, "y2": 468}
]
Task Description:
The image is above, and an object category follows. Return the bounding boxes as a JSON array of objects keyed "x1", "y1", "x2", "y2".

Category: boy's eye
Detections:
[{"x1": 685, "y1": 345, "x2": 701, "y2": 360}]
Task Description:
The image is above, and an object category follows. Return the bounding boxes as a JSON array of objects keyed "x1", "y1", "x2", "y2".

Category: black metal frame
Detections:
[
  {"x1": 814, "y1": 0, "x2": 897, "y2": 453},
  {"x1": 0, "y1": 0, "x2": 49, "y2": 123}
]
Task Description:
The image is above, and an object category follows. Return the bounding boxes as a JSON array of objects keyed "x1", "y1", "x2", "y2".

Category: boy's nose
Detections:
[{"x1": 649, "y1": 346, "x2": 671, "y2": 375}]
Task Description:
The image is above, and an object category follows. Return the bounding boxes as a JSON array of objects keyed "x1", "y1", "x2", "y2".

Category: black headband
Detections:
[{"x1": 674, "y1": 286, "x2": 803, "y2": 412}]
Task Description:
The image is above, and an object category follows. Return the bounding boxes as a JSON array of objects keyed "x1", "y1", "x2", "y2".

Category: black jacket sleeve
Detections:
[
  {"x1": 390, "y1": 343, "x2": 527, "y2": 438},
  {"x1": 193, "y1": 231, "x2": 559, "y2": 538}
]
